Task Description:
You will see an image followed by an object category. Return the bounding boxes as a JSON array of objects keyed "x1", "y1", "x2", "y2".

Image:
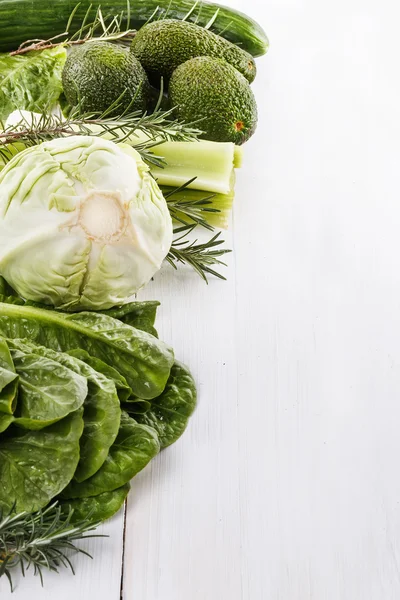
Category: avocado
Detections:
[
  {"x1": 131, "y1": 19, "x2": 256, "y2": 84},
  {"x1": 169, "y1": 56, "x2": 258, "y2": 145},
  {"x1": 62, "y1": 41, "x2": 149, "y2": 115}
]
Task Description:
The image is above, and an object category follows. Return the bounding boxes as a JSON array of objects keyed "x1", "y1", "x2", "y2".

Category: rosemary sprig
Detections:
[
  {"x1": 165, "y1": 178, "x2": 220, "y2": 231},
  {"x1": 0, "y1": 104, "x2": 202, "y2": 167},
  {"x1": 0, "y1": 503, "x2": 103, "y2": 592},
  {"x1": 167, "y1": 226, "x2": 231, "y2": 282}
]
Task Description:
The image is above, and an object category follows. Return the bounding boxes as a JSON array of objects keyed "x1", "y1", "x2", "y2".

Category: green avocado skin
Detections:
[
  {"x1": 169, "y1": 56, "x2": 258, "y2": 145},
  {"x1": 131, "y1": 19, "x2": 257, "y2": 84},
  {"x1": 62, "y1": 41, "x2": 149, "y2": 114}
]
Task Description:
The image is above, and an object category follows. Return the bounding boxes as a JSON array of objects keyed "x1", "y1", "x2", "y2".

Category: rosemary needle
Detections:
[
  {"x1": 0, "y1": 503, "x2": 104, "y2": 592},
  {"x1": 167, "y1": 226, "x2": 231, "y2": 282}
]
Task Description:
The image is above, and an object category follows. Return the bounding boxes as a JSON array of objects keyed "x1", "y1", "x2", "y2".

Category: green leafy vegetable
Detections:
[
  {"x1": 0, "y1": 414, "x2": 14, "y2": 434},
  {"x1": 0, "y1": 47, "x2": 66, "y2": 121},
  {"x1": 0, "y1": 136, "x2": 173, "y2": 311},
  {"x1": 8, "y1": 341, "x2": 88, "y2": 430},
  {"x1": 59, "y1": 484, "x2": 130, "y2": 524},
  {"x1": 67, "y1": 349, "x2": 132, "y2": 403},
  {"x1": 0, "y1": 337, "x2": 18, "y2": 415},
  {"x1": 0, "y1": 410, "x2": 84, "y2": 513},
  {"x1": 0, "y1": 302, "x2": 174, "y2": 400},
  {"x1": 0, "y1": 290, "x2": 197, "y2": 554},
  {"x1": 10, "y1": 340, "x2": 121, "y2": 482},
  {"x1": 99, "y1": 300, "x2": 160, "y2": 337},
  {"x1": 61, "y1": 413, "x2": 160, "y2": 499},
  {"x1": 133, "y1": 362, "x2": 197, "y2": 448}
]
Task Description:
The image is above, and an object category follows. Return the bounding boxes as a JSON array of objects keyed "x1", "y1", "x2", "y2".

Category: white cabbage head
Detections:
[{"x1": 0, "y1": 135, "x2": 173, "y2": 310}]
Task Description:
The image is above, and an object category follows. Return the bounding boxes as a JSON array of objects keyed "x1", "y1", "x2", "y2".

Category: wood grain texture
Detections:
[
  {"x1": 3, "y1": 0, "x2": 400, "y2": 598},
  {"x1": 124, "y1": 0, "x2": 400, "y2": 598}
]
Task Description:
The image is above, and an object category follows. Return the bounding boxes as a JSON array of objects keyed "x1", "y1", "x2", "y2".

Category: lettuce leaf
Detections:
[
  {"x1": 0, "y1": 337, "x2": 18, "y2": 414},
  {"x1": 59, "y1": 484, "x2": 130, "y2": 524},
  {"x1": 8, "y1": 339, "x2": 121, "y2": 482},
  {"x1": 60, "y1": 412, "x2": 160, "y2": 499},
  {"x1": 0, "y1": 47, "x2": 66, "y2": 121},
  {"x1": 0, "y1": 301, "x2": 174, "y2": 400},
  {"x1": 0, "y1": 409, "x2": 84, "y2": 512},
  {"x1": 132, "y1": 362, "x2": 197, "y2": 449}
]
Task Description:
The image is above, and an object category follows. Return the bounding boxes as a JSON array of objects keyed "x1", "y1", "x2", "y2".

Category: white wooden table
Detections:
[{"x1": 3, "y1": 0, "x2": 400, "y2": 597}]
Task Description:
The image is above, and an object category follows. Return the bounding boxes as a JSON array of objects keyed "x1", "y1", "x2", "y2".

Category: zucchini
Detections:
[{"x1": 0, "y1": 0, "x2": 268, "y2": 57}]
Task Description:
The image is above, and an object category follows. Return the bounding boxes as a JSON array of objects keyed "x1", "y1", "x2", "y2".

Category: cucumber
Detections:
[{"x1": 0, "y1": 0, "x2": 268, "y2": 57}]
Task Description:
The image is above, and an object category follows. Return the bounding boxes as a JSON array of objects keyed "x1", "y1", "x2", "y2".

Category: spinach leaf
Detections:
[
  {"x1": 99, "y1": 301, "x2": 160, "y2": 337},
  {"x1": 0, "y1": 409, "x2": 84, "y2": 512},
  {"x1": 60, "y1": 484, "x2": 130, "y2": 524},
  {"x1": 6, "y1": 343, "x2": 88, "y2": 430},
  {"x1": 0, "y1": 337, "x2": 18, "y2": 415},
  {"x1": 0, "y1": 302, "x2": 174, "y2": 399},
  {"x1": 67, "y1": 349, "x2": 132, "y2": 403},
  {"x1": 10, "y1": 339, "x2": 121, "y2": 482},
  {"x1": 133, "y1": 362, "x2": 197, "y2": 449},
  {"x1": 61, "y1": 412, "x2": 160, "y2": 499}
]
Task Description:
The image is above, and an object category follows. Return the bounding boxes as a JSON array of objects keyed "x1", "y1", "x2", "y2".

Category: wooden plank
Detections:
[
  {"x1": 122, "y1": 254, "x2": 241, "y2": 599},
  {"x1": 123, "y1": 0, "x2": 400, "y2": 599}
]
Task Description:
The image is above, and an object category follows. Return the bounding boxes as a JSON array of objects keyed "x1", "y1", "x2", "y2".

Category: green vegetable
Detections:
[
  {"x1": 169, "y1": 56, "x2": 258, "y2": 144},
  {"x1": 147, "y1": 139, "x2": 238, "y2": 195},
  {"x1": 0, "y1": 47, "x2": 66, "y2": 121},
  {"x1": 7, "y1": 341, "x2": 88, "y2": 430},
  {"x1": 162, "y1": 185, "x2": 234, "y2": 229},
  {"x1": 62, "y1": 41, "x2": 150, "y2": 115},
  {"x1": 0, "y1": 301, "x2": 174, "y2": 400},
  {"x1": 0, "y1": 414, "x2": 14, "y2": 434},
  {"x1": 0, "y1": 337, "x2": 18, "y2": 415},
  {"x1": 59, "y1": 484, "x2": 130, "y2": 524},
  {"x1": 0, "y1": 293, "x2": 197, "y2": 538},
  {"x1": 61, "y1": 412, "x2": 160, "y2": 498},
  {"x1": 0, "y1": 410, "x2": 84, "y2": 512},
  {"x1": 0, "y1": 110, "x2": 241, "y2": 231},
  {"x1": 0, "y1": 1, "x2": 268, "y2": 57},
  {"x1": 131, "y1": 19, "x2": 256, "y2": 84},
  {"x1": 68, "y1": 349, "x2": 133, "y2": 402},
  {"x1": 132, "y1": 362, "x2": 197, "y2": 448},
  {"x1": 0, "y1": 136, "x2": 173, "y2": 310},
  {"x1": 10, "y1": 339, "x2": 121, "y2": 481},
  {"x1": 99, "y1": 300, "x2": 160, "y2": 336}
]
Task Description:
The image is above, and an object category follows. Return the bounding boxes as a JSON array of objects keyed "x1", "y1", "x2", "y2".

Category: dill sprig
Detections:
[
  {"x1": 0, "y1": 503, "x2": 103, "y2": 592},
  {"x1": 167, "y1": 226, "x2": 231, "y2": 281}
]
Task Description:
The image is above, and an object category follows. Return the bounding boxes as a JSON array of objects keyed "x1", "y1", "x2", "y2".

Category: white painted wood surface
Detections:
[{"x1": 2, "y1": 0, "x2": 400, "y2": 597}]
